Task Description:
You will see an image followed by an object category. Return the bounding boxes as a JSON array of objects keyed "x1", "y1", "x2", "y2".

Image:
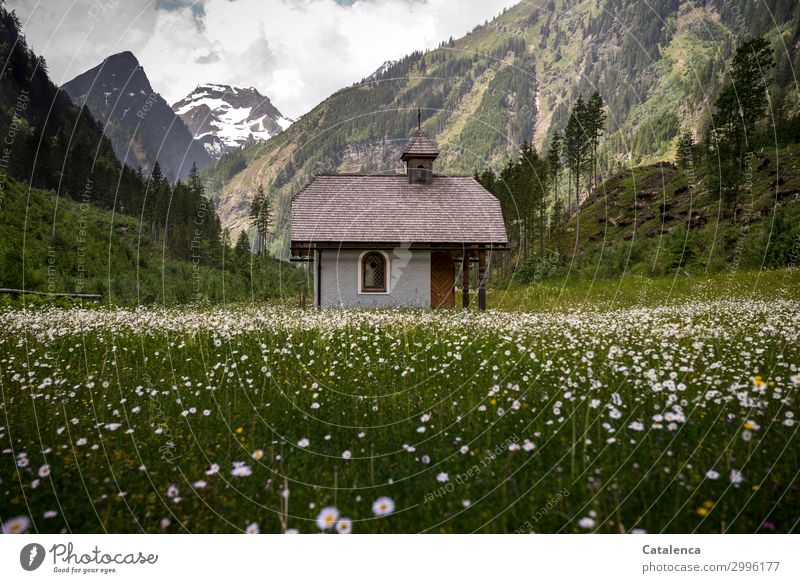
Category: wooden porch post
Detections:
[
  {"x1": 462, "y1": 251, "x2": 470, "y2": 309},
  {"x1": 478, "y1": 250, "x2": 486, "y2": 311}
]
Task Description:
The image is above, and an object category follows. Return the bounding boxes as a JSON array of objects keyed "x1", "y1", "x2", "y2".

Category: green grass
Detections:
[
  {"x1": 1, "y1": 272, "x2": 797, "y2": 534},
  {"x1": 489, "y1": 268, "x2": 800, "y2": 312}
]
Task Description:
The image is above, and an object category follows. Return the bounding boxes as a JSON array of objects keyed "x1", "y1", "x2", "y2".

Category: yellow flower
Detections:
[
  {"x1": 696, "y1": 507, "x2": 709, "y2": 517},
  {"x1": 235, "y1": 426, "x2": 244, "y2": 434},
  {"x1": 703, "y1": 500, "x2": 714, "y2": 509},
  {"x1": 489, "y1": 398, "x2": 497, "y2": 406},
  {"x1": 744, "y1": 421, "x2": 755, "y2": 430}
]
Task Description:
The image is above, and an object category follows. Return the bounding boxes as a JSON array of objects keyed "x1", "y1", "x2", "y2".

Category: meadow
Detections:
[{"x1": 0, "y1": 273, "x2": 798, "y2": 534}]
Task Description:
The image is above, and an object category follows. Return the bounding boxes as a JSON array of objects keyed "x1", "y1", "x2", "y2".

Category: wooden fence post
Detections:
[
  {"x1": 478, "y1": 250, "x2": 486, "y2": 311},
  {"x1": 462, "y1": 252, "x2": 470, "y2": 309}
]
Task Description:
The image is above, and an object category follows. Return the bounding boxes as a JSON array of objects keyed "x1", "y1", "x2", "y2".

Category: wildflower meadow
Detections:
[{"x1": 0, "y1": 295, "x2": 798, "y2": 534}]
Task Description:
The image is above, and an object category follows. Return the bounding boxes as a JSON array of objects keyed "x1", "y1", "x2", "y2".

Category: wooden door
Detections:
[{"x1": 430, "y1": 251, "x2": 454, "y2": 309}]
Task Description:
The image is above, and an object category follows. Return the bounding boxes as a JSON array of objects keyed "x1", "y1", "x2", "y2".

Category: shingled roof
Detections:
[
  {"x1": 401, "y1": 130, "x2": 440, "y2": 160},
  {"x1": 291, "y1": 174, "x2": 508, "y2": 245}
]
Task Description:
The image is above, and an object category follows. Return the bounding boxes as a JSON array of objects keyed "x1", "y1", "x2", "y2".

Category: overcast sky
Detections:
[{"x1": 8, "y1": 0, "x2": 518, "y2": 119}]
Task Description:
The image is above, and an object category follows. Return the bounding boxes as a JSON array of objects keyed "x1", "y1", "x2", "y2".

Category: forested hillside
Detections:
[
  {"x1": 204, "y1": 0, "x2": 800, "y2": 257},
  {"x1": 0, "y1": 2, "x2": 301, "y2": 303},
  {"x1": 0, "y1": 175, "x2": 303, "y2": 305}
]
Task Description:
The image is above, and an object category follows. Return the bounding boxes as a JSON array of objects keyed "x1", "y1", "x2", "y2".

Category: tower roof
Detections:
[{"x1": 401, "y1": 129, "x2": 439, "y2": 161}]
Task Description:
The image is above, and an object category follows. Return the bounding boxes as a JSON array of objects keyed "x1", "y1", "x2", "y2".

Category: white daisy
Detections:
[
  {"x1": 231, "y1": 462, "x2": 253, "y2": 477},
  {"x1": 297, "y1": 438, "x2": 310, "y2": 448},
  {"x1": 205, "y1": 463, "x2": 220, "y2": 475},
  {"x1": 245, "y1": 522, "x2": 260, "y2": 534},
  {"x1": 578, "y1": 517, "x2": 596, "y2": 529},
  {"x1": 1, "y1": 515, "x2": 31, "y2": 534},
  {"x1": 336, "y1": 518, "x2": 353, "y2": 534},
  {"x1": 436, "y1": 472, "x2": 449, "y2": 483},
  {"x1": 38, "y1": 464, "x2": 51, "y2": 478},
  {"x1": 372, "y1": 496, "x2": 395, "y2": 517},
  {"x1": 316, "y1": 507, "x2": 339, "y2": 530},
  {"x1": 706, "y1": 470, "x2": 720, "y2": 480}
]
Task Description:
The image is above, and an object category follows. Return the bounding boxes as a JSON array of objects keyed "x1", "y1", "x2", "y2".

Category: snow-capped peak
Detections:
[
  {"x1": 365, "y1": 60, "x2": 398, "y2": 83},
  {"x1": 172, "y1": 83, "x2": 292, "y2": 158}
]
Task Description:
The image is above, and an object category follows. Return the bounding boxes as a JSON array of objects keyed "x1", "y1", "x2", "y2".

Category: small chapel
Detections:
[{"x1": 290, "y1": 124, "x2": 508, "y2": 309}]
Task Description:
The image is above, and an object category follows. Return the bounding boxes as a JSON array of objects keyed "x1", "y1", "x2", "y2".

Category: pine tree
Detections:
[
  {"x1": 546, "y1": 131, "x2": 562, "y2": 231},
  {"x1": 585, "y1": 92, "x2": 607, "y2": 193},
  {"x1": 564, "y1": 95, "x2": 591, "y2": 252},
  {"x1": 710, "y1": 37, "x2": 775, "y2": 219},
  {"x1": 249, "y1": 184, "x2": 273, "y2": 254},
  {"x1": 675, "y1": 130, "x2": 695, "y2": 170},
  {"x1": 234, "y1": 230, "x2": 251, "y2": 274}
]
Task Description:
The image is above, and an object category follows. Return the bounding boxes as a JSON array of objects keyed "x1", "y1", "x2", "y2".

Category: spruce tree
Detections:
[{"x1": 564, "y1": 95, "x2": 590, "y2": 252}]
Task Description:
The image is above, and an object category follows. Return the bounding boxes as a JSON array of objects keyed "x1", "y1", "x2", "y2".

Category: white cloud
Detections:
[{"x1": 7, "y1": 0, "x2": 518, "y2": 118}]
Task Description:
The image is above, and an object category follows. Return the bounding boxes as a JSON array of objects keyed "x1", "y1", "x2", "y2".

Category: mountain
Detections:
[
  {"x1": 0, "y1": 6, "x2": 294, "y2": 303},
  {"x1": 364, "y1": 60, "x2": 398, "y2": 83},
  {"x1": 204, "y1": 0, "x2": 800, "y2": 254},
  {"x1": 172, "y1": 83, "x2": 292, "y2": 158},
  {"x1": 62, "y1": 51, "x2": 213, "y2": 183},
  {"x1": 0, "y1": 6, "x2": 148, "y2": 209}
]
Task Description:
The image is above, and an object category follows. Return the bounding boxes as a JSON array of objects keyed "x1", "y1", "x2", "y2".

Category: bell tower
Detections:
[{"x1": 401, "y1": 110, "x2": 439, "y2": 185}]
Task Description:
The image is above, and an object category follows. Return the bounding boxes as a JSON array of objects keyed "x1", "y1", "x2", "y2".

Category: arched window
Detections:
[{"x1": 361, "y1": 251, "x2": 387, "y2": 292}]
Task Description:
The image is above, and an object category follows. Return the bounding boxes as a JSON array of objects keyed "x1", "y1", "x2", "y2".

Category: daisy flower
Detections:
[
  {"x1": 342, "y1": 450, "x2": 352, "y2": 460},
  {"x1": 297, "y1": 438, "x2": 310, "y2": 448},
  {"x1": 205, "y1": 463, "x2": 220, "y2": 475},
  {"x1": 316, "y1": 507, "x2": 339, "y2": 530},
  {"x1": 38, "y1": 464, "x2": 51, "y2": 478},
  {"x1": 705, "y1": 470, "x2": 720, "y2": 480},
  {"x1": 231, "y1": 462, "x2": 253, "y2": 477},
  {"x1": 436, "y1": 472, "x2": 449, "y2": 483},
  {"x1": 372, "y1": 496, "x2": 395, "y2": 517},
  {"x1": 729, "y1": 469, "x2": 744, "y2": 486},
  {"x1": 578, "y1": 517, "x2": 596, "y2": 529},
  {"x1": 336, "y1": 518, "x2": 353, "y2": 534},
  {"x1": 245, "y1": 522, "x2": 260, "y2": 534},
  {"x1": 1, "y1": 515, "x2": 31, "y2": 534}
]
